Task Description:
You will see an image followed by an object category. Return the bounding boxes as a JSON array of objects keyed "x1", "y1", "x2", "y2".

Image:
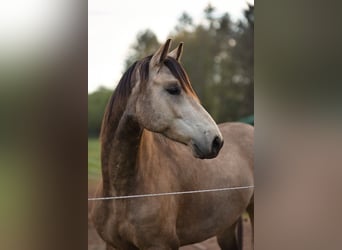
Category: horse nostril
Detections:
[{"x1": 212, "y1": 136, "x2": 223, "y2": 155}]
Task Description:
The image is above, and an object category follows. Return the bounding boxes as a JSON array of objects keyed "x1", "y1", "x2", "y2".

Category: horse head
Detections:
[{"x1": 129, "y1": 39, "x2": 224, "y2": 159}]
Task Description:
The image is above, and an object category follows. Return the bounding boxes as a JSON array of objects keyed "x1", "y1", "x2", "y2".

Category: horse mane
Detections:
[
  {"x1": 100, "y1": 57, "x2": 149, "y2": 142},
  {"x1": 163, "y1": 57, "x2": 197, "y2": 97}
]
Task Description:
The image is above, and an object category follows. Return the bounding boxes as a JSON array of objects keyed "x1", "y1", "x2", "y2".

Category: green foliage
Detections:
[
  {"x1": 124, "y1": 30, "x2": 160, "y2": 70},
  {"x1": 175, "y1": 12, "x2": 194, "y2": 32},
  {"x1": 88, "y1": 87, "x2": 112, "y2": 136}
]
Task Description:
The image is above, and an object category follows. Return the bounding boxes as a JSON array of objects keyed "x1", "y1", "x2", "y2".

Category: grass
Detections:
[{"x1": 88, "y1": 137, "x2": 101, "y2": 181}]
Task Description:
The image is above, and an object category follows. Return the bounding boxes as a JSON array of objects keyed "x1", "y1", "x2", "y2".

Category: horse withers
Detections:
[{"x1": 91, "y1": 39, "x2": 254, "y2": 250}]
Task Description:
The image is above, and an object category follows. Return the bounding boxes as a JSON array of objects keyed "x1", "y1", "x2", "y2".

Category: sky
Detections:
[{"x1": 88, "y1": 0, "x2": 254, "y2": 93}]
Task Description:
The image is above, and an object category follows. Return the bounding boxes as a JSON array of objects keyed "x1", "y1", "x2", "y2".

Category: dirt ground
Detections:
[{"x1": 88, "y1": 181, "x2": 253, "y2": 250}]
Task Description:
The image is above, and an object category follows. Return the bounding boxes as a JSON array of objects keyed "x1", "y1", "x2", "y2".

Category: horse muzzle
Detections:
[{"x1": 191, "y1": 135, "x2": 224, "y2": 159}]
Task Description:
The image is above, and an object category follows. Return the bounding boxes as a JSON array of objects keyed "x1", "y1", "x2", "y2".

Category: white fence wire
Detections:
[{"x1": 88, "y1": 185, "x2": 255, "y2": 201}]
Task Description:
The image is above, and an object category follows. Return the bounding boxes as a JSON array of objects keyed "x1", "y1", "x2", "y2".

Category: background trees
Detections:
[
  {"x1": 88, "y1": 87, "x2": 112, "y2": 136},
  {"x1": 88, "y1": 4, "x2": 254, "y2": 136}
]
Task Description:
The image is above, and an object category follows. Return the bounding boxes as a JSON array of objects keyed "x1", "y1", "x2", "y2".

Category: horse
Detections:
[{"x1": 91, "y1": 39, "x2": 254, "y2": 250}]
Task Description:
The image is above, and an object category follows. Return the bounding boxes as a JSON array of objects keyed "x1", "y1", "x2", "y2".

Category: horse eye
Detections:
[{"x1": 166, "y1": 86, "x2": 181, "y2": 95}]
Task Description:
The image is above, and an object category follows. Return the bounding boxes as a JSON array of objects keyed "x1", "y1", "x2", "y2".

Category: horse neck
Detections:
[{"x1": 100, "y1": 112, "x2": 143, "y2": 195}]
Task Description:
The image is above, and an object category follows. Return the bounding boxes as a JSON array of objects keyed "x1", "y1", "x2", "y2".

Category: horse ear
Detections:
[
  {"x1": 150, "y1": 39, "x2": 172, "y2": 67},
  {"x1": 168, "y1": 42, "x2": 184, "y2": 61}
]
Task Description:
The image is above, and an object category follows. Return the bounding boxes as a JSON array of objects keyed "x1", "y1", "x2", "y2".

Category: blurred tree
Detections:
[
  {"x1": 245, "y1": 4, "x2": 254, "y2": 27},
  {"x1": 88, "y1": 87, "x2": 112, "y2": 136},
  {"x1": 124, "y1": 30, "x2": 160, "y2": 69},
  {"x1": 175, "y1": 12, "x2": 193, "y2": 32},
  {"x1": 231, "y1": 4, "x2": 254, "y2": 117},
  {"x1": 204, "y1": 3, "x2": 216, "y2": 29}
]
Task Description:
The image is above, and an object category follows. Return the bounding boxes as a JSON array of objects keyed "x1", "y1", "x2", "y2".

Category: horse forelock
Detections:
[
  {"x1": 101, "y1": 61, "x2": 137, "y2": 139},
  {"x1": 163, "y1": 57, "x2": 198, "y2": 99}
]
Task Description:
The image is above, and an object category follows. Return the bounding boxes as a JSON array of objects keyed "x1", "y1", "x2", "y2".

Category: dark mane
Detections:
[
  {"x1": 100, "y1": 56, "x2": 150, "y2": 141},
  {"x1": 163, "y1": 56, "x2": 197, "y2": 96},
  {"x1": 99, "y1": 57, "x2": 151, "y2": 188}
]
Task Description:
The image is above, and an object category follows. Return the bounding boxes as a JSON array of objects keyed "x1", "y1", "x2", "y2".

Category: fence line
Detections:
[{"x1": 88, "y1": 185, "x2": 254, "y2": 201}]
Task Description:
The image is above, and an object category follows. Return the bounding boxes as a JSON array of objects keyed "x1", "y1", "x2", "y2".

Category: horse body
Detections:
[
  {"x1": 173, "y1": 123, "x2": 253, "y2": 245},
  {"x1": 92, "y1": 39, "x2": 253, "y2": 249}
]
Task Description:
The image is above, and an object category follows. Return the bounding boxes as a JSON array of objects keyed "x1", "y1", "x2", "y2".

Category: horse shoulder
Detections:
[{"x1": 219, "y1": 122, "x2": 254, "y2": 164}]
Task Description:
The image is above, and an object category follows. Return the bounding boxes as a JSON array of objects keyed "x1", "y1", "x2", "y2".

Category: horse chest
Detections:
[{"x1": 108, "y1": 197, "x2": 178, "y2": 246}]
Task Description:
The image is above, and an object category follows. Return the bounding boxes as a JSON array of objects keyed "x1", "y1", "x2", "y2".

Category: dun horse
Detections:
[{"x1": 92, "y1": 39, "x2": 254, "y2": 250}]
